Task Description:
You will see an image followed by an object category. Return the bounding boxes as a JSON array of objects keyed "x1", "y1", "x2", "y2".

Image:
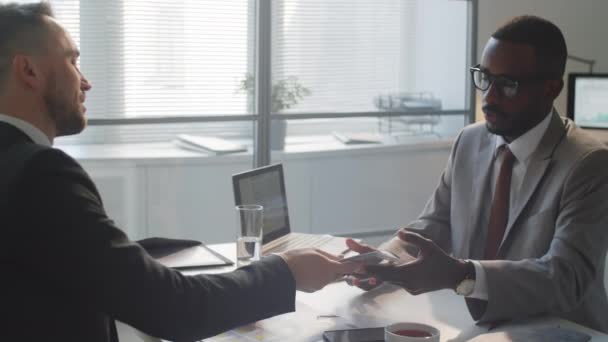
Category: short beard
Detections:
[
  {"x1": 485, "y1": 110, "x2": 546, "y2": 141},
  {"x1": 485, "y1": 119, "x2": 523, "y2": 141},
  {"x1": 44, "y1": 80, "x2": 85, "y2": 137}
]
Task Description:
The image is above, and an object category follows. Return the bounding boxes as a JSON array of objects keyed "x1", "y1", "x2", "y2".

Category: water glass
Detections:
[{"x1": 235, "y1": 204, "x2": 263, "y2": 266}]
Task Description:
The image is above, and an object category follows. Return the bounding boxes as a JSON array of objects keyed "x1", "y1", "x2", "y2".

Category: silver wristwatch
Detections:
[{"x1": 455, "y1": 261, "x2": 476, "y2": 296}]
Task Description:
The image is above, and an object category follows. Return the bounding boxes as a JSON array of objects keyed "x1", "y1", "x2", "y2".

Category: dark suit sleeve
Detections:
[{"x1": 15, "y1": 149, "x2": 296, "y2": 341}]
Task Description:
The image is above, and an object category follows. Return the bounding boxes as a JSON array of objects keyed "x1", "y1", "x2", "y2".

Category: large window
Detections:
[
  {"x1": 35, "y1": 0, "x2": 475, "y2": 165},
  {"x1": 272, "y1": 0, "x2": 469, "y2": 113},
  {"x1": 270, "y1": 0, "x2": 472, "y2": 155}
]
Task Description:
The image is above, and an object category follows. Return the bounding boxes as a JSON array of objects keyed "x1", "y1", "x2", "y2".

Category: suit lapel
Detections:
[
  {"x1": 467, "y1": 130, "x2": 495, "y2": 258},
  {"x1": 500, "y1": 112, "x2": 567, "y2": 251}
]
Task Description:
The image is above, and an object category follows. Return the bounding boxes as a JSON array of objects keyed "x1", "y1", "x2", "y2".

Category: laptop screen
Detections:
[{"x1": 232, "y1": 164, "x2": 291, "y2": 243}]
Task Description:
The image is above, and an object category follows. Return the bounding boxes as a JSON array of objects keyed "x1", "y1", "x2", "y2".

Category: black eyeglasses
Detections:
[{"x1": 469, "y1": 65, "x2": 553, "y2": 98}]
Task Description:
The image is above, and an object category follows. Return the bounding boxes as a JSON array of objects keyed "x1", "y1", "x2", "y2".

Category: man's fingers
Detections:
[
  {"x1": 398, "y1": 231, "x2": 432, "y2": 252},
  {"x1": 344, "y1": 275, "x2": 382, "y2": 290},
  {"x1": 316, "y1": 249, "x2": 365, "y2": 276},
  {"x1": 315, "y1": 248, "x2": 341, "y2": 261},
  {"x1": 332, "y1": 259, "x2": 364, "y2": 275},
  {"x1": 346, "y1": 238, "x2": 376, "y2": 254},
  {"x1": 364, "y1": 264, "x2": 405, "y2": 282}
]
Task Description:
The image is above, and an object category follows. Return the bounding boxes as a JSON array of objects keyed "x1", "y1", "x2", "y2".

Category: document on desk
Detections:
[
  {"x1": 205, "y1": 301, "x2": 355, "y2": 342},
  {"x1": 468, "y1": 325, "x2": 591, "y2": 342}
]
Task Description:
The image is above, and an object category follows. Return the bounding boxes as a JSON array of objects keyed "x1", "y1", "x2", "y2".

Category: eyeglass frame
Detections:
[{"x1": 469, "y1": 64, "x2": 556, "y2": 98}]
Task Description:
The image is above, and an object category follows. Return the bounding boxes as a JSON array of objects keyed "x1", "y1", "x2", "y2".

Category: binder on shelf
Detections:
[
  {"x1": 174, "y1": 134, "x2": 247, "y2": 155},
  {"x1": 332, "y1": 131, "x2": 383, "y2": 145}
]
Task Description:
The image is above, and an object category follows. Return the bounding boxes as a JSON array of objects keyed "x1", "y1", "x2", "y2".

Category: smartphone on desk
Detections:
[{"x1": 323, "y1": 327, "x2": 385, "y2": 342}]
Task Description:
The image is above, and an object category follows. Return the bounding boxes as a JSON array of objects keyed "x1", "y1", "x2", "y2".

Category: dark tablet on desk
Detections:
[
  {"x1": 138, "y1": 237, "x2": 233, "y2": 269},
  {"x1": 323, "y1": 327, "x2": 385, "y2": 342}
]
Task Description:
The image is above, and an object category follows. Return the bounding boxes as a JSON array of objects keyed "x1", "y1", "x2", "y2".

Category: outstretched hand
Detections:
[
  {"x1": 365, "y1": 231, "x2": 467, "y2": 295},
  {"x1": 278, "y1": 248, "x2": 363, "y2": 293},
  {"x1": 342, "y1": 238, "x2": 384, "y2": 291},
  {"x1": 346, "y1": 238, "x2": 376, "y2": 254}
]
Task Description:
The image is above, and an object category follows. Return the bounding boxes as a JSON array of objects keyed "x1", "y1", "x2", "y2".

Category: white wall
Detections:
[
  {"x1": 477, "y1": 0, "x2": 608, "y2": 117},
  {"x1": 76, "y1": 143, "x2": 451, "y2": 245},
  {"x1": 414, "y1": 0, "x2": 468, "y2": 110}
]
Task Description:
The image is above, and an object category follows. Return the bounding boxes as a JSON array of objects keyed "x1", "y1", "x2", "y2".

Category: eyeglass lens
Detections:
[{"x1": 472, "y1": 69, "x2": 518, "y2": 98}]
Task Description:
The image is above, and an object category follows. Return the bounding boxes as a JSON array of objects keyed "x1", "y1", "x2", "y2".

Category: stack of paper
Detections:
[
  {"x1": 332, "y1": 131, "x2": 383, "y2": 145},
  {"x1": 174, "y1": 134, "x2": 247, "y2": 155}
]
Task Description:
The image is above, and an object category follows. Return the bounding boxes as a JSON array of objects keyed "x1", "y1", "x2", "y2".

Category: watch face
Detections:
[{"x1": 456, "y1": 279, "x2": 476, "y2": 296}]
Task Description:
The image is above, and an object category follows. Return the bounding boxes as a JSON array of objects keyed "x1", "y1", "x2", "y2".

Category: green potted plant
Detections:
[{"x1": 238, "y1": 74, "x2": 311, "y2": 150}]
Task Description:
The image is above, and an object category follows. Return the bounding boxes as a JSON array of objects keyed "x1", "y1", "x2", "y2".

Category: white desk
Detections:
[{"x1": 135, "y1": 243, "x2": 608, "y2": 342}]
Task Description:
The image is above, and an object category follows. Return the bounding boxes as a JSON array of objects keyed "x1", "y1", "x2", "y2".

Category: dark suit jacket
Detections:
[{"x1": 0, "y1": 122, "x2": 296, "y2": 342}]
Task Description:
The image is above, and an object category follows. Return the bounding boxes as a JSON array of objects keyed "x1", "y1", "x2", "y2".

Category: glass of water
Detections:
[{"x1": 235, "y1": 204, "x2": 263, "y2": 266}]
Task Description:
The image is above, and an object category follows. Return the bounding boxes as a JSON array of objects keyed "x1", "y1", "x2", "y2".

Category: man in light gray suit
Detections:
[{"x1": 347, "y1": 16, "x2": 608, "y2": 333}]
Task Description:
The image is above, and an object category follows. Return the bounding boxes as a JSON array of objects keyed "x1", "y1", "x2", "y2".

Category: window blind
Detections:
[
  {"x1": 45, "y1": 0, "x2": 254, "y2": 119},
  {"x1": 271, "y1": 0, "x2": 469, "y2": 114},
  {"x1": 9, "y1": 0, "x2": 471, "y2": 145}
]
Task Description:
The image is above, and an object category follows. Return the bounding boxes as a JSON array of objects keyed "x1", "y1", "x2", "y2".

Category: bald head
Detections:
[{"x1": 0, "y1": 2, "x2": 55, "y2": 93}]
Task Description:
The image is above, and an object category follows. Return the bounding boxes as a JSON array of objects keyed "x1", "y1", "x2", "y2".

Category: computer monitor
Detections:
[{"x1": 567, "y1": 73, "x2": 608, "y2": 129}]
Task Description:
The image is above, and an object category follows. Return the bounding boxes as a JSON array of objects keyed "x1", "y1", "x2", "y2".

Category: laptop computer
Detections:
[{"x1": 232, "y1": 163, "x2": 351, "y2": 255}]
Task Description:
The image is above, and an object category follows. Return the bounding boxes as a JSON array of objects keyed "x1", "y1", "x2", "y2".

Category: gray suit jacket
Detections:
[{"x1": 407, "y1": 112, "x2": 608, "y2": 332}]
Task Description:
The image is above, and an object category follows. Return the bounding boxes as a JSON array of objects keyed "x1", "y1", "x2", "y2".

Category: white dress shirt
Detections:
[
  {"x1": 0, "y1": 113, "x2": 51, "y2": 147},
  {"x1": 467, "y1": 111, "x2": 553, "y2": 300}
]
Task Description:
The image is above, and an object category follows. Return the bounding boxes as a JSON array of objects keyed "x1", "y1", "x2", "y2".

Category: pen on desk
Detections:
[
  {"x1": 317, "y1": 314, "x2": 340, "y2": 319},
  {"x1": 339, "y1": 248, "x2": 351, "y2": 257}
]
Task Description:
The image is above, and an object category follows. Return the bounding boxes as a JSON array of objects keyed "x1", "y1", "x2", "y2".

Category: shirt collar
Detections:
[
  {"x1": 0, "y1": 114, "x2": 52, "y2": 147},
  {"x1": 494, "y1": 110, "x2": 553, "y2": 163}
]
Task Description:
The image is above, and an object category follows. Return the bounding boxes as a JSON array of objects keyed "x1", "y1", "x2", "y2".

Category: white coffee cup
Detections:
[{"x1": 385, "y1": 322, "x2": 440, "y2": 342}]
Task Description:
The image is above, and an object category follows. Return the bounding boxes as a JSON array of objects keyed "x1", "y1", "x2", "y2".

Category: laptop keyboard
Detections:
[{"x1": 263, "y1": 234, "x2": 336, "y2": 254}]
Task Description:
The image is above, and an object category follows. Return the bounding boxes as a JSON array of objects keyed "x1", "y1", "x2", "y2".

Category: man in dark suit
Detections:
[
  {"x1": 0, "y1": 3, "x2": 360, "y2": 341},
  {"x1": 347, "y1": 16, "x2": 608, "y2": 333}
]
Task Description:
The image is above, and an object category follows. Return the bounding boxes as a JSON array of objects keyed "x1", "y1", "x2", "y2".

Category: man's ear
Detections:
[
  {"x1": 545, "y1": 78, "x2": 564, "y2": 101},
  {"x1": 12, "y1": 54, "x2": 45, "y2": 90}
]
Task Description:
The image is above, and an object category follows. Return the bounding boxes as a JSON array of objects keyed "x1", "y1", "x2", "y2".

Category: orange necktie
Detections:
[{"x1": 484, "y1": 146, "x2": 515, "y2": 260}]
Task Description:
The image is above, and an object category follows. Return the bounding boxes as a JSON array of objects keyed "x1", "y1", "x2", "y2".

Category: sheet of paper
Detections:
[
  {"x1": 204, "y1": 301, "x2": 356, "y2": 342},
  {"x1": 467, "y1": 325, "x2": 591, "y2": 342}
]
